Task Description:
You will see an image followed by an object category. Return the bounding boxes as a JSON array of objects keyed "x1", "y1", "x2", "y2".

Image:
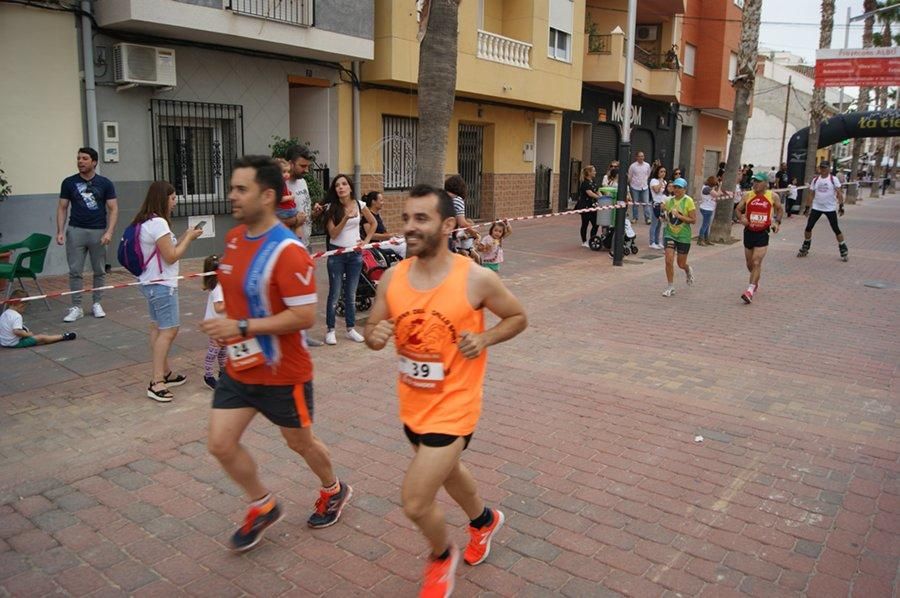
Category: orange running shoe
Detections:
[
  {"x1": 420, "y1": 544, "x2": 459, "y2": 598},
  {"x1": 464, "y1": 508, "x2": 505, "y2": 565}
]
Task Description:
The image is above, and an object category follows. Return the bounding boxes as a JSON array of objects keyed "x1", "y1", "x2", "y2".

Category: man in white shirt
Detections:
[
  {"x1": 627, "y1": 152, "x2": 652, "y2": 225},
  {"x1": 283, "y1": 145, "x2": 324, "y2": 346},
  {"x1": 284, "y1": 145, "x2": 315, "y2": 245},
  {"x1": 798, "y1": 161, "x2": 848, "y2": 261}
]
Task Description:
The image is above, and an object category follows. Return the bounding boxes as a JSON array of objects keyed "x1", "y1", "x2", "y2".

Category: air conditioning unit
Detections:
[
  {"x1": 636, "y1": 26, "x2": 658, "y2": 42},
  {"x1": 113, "y1": 43, "x2": 177, "y2": 87}
]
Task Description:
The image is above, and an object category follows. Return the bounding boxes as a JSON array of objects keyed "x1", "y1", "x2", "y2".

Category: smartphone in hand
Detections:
[{"x1": 194, "y1": 220, "x2": 207, "y2": 230}]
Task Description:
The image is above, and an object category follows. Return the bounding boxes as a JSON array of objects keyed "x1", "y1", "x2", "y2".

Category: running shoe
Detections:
[
  {"x1": 62, "y1": 332, "x2": 77, "y2": 341},
  {"x1": 346, "y1": 329, "x2": 365, "y2": 343},
  {"x1": 324, "y1": 330, "x2": 337, "y2": 345},
  {"x1": 203, "y1": 376, "x2": 217, "y2": 390},
  {"x1": 231, "y1": 497, "x2": 283, "y2": 552},
  {"x1": 92, "y1": 303, "x2": 106, "y2": 318},
  {"x1": 63, "y1": 306, "x2": 83, "y2": 323},
  {"x1": 421, "y1": 544, "x2": 460, "y2": 598},
  {"x1": 464, "y1": 509, "x2": 505, "y2": 565},
  {"x1": 741, "y1": 288, "x2": 754, "y2": 304},
  {"x1": 307, "y1": 481, "x2": 352, "y2": 528},
  {"x1": 662, "y1": 286, "x2": 675, "y2": 297},
  {"x1": 686, "y1": 266, "x2": 695, "y2": 286}
]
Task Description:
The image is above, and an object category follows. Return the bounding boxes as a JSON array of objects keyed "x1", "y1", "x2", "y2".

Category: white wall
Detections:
[
  {"x1": 743, "y1": 108, "x2": 798, "y2": 172},
  {"x1": 289, "y1": 87, "x2": 339, "y2": 171}
]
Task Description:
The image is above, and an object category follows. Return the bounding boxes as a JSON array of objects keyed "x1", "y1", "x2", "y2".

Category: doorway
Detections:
[
  {"x1": 458, "y1": 124, "x2": 484, "y2": 219},
  {"x1": 534, "y1": 122, "x2": 555, "y2": 215}
]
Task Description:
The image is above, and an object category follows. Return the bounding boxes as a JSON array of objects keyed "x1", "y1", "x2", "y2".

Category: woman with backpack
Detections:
[{"x1": 127, "y1": 181, "x2": 202, "y2": 402}]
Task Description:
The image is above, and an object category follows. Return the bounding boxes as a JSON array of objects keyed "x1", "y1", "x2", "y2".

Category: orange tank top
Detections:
[{"x1": 386, "y1": 254, "x2": 486, "y2": 436}]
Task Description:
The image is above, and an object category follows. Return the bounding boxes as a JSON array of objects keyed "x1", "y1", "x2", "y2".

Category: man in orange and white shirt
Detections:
[
  {"x1": 365, "y1": 184, "x2": 528, "y2": 597},
  {"x1": 200, "y1": 155, "x2": 350, "y2": 553}
]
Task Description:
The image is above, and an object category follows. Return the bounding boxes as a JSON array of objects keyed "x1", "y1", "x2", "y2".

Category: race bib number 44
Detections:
[
  {"x1": 398, "y1": 350, "x2": 445, "y2": 392},
  {"x1": 226, "y1": 337, "x2": 266, "y2": 371}
]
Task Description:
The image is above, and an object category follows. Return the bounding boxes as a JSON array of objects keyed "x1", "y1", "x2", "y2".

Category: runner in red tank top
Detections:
[
  {"x1": 365, "y1": 184, "x2": 527, "y2": 598},
  {"x1": 200, "y1": 156, "x2": 350, "y2": 554},
  {"x1": 736, "y1": 173, "x2": 784, "y2": 304}
]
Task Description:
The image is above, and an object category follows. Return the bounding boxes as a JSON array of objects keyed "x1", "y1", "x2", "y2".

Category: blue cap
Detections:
[{"x1": 673, "y1": 178, "x2": 687, "y2": 188}]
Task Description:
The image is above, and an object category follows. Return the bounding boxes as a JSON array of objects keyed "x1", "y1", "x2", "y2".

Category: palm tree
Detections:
[
  {"x1": 848, "y1": 0, "x2": 878, "y2": 204},
  {"x1": 802, "y1": 0, "x2": 836, "y2": 212},
  {"x1": 869, "y1": 0, "x2": 898, "y2": 197},
  {"x1": 711, "y1": 0, "x2": 763, "y2": 242},
  {"x1": 415, "y1": 0, "x2": 462, "y2": 188}
]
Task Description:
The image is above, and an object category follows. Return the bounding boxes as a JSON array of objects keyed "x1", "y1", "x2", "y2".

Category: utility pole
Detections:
[
  {"x1": 613, "y1": 0, "x2": 638, "y2": 266},
  {"x1": 779, "y1": 76, "x2": 792, "y2": 162}
]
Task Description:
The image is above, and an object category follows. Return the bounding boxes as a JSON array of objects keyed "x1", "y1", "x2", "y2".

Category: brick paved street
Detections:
[{"x1": 0, "y1": 194, "x2": 897, "y2": 597}]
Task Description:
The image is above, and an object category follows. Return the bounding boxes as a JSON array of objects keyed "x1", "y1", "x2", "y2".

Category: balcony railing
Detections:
[
  {"x1": 633, "y1": 45, "x2": 681, "y2": 71},
  {"x1": 228, "y1": 0, "x2": 313, "y2": 27},
  {"x1": 587, "y1": 34, "x2": 611, "y2": 54},
  {"x1": 476, "y1": 30, "x2": 532, "y2": 69}
]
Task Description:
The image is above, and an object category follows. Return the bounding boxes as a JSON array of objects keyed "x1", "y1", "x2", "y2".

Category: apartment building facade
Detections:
[
  {"x1": 561, "y1": 0, "x2": 683, "y2": 208},
  {"x1": 675, "y1": 0, "x2": 742, "y2": 193},
  {"x1": 361, "y1": 0, "x2": 586, "y2": 226},
  {"x1": 0, "y1": 0, "x2": 373, "y2": 274}
]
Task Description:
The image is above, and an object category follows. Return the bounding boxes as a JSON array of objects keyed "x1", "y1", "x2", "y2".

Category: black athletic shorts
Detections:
[
  {"x1": 403, "y1": 425, "x2": 473, "y2": 450},
  {"x1": 213, "y1": 372, "x2": 314, "y2": 429},
  {"x1": 664, "y1": 237, "x2": 691, "y2": 255},
  {"x1": 743, "y1": 228, "x2": 770, "y2": 249}
]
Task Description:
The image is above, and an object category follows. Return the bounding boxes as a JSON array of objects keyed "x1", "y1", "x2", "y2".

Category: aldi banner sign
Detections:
[{"x1": 815, "y1": 47, "x2": 900, "y2": 88}]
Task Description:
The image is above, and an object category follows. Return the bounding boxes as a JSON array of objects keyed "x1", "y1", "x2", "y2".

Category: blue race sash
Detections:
[{"x1": 243, "y1": 223, "x2": 300, "y2": 366}]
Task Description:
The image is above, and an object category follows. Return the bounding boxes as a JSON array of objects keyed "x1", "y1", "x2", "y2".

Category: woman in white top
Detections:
[
  {"x1": 133, "y1": 181, "x2": 202, "y2": 402},
  {"x1": 697, "y1": 176, "x2": 720, "y2": 245},
  {"x1": 323, "y1": 174, "x2": 376, "y2": 345},
  {"x1": 648, "y1": 165, "x2": 668, "y2": 249}
]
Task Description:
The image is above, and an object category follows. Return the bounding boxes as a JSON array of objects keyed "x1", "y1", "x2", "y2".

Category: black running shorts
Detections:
[
  {"x1": 213, "y1": 372, "x2": 314, "y2": 428},
  {"x1": 403, "y1": 425, "x2": 473, "y2": 450},
  {"x1": 664, "y1": 237, "x2": 691, "y2": 254},
  {"x1": 743, "y1": 228, "x2": 770, "y2": 249}
]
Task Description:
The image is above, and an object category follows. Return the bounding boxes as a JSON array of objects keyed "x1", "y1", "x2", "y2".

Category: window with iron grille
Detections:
[
  {"x1": 382, "y1": 116, "x2": 418, "y2": 190},
  {"x1": 150, "y1": 100, "x2": 244, "y2": 217}
]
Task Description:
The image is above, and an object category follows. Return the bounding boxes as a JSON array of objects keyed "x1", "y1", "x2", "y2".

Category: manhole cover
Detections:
[{"x1": 863, "y1": 280, "x2": 896, "y2": 289}]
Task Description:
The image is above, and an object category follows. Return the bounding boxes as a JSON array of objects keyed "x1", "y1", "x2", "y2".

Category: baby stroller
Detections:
[
  {"x1": 589, "y1": 201, "x2": 638, "y2": 255},
  {"x1": 336, "y1": 247, "x2": 402, "y2": 316}
]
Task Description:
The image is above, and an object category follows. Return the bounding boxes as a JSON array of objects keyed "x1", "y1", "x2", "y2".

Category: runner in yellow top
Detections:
[{"x1": 365, "y1": 184, "x2": 527, "y2": 598}]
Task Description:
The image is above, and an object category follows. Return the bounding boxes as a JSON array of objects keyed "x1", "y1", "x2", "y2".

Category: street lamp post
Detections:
[{"x1": 613, "y1": 0, "x2": 638, "y2": 266}]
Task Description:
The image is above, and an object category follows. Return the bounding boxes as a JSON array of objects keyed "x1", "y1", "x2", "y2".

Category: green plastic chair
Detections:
[{"x1": 0, "y1": 233, "x2": 52, "y2": 311}]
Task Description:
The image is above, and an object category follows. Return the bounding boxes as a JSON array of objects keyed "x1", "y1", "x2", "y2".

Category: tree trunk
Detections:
[
  {"x1": 849, "y1": 0, "x2": 878, "y2": 203},
  {"x1": 415, "y1": 0, "x2": 460, "y2": 188},
  {"x1": 710, "y1": 0, "x2": 762, "y2": 243},
  {"x1": 870, "y1": 16, "x2": 893, "y2": 198},
  {"x1": 801, "y1": 0, "x2": 836, "y2": 211}
]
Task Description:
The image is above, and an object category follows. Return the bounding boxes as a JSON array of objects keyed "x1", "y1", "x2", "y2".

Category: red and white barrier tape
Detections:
[{"x1": 2, "y1": 184, "x2": 856, "y2": 306}]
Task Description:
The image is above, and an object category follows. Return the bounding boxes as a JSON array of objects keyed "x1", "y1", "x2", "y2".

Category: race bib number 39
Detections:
[
  {"x1": 226, "y1": 337, "x2": 266, "y2": 371},
  {"x1": 398, "y1": 350, "x2": 445, "y2": 392}
]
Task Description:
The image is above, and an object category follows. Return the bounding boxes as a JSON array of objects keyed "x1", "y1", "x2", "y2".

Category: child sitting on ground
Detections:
[
  {"x1": 274, "y1": 158, "x2": 301, "y2": 235},
  {"x1": 478, "y1": 220, "x2": 512, "y2": 272},
  {"x1": 1, "y1": 290, "x2": 76, "y2": 348},
  {"x1": 201, "y1": 255, "x2": 227, "y2": 390}
]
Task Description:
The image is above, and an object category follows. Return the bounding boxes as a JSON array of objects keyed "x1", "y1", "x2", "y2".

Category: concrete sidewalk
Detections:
[{"x1": 0, "y1": 194, "x2": 897, "y2": 596}]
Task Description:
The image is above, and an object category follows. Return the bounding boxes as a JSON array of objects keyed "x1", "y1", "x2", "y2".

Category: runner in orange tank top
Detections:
[{"x1": 365, "y1": 184, "x2": 527, "y2": 598}]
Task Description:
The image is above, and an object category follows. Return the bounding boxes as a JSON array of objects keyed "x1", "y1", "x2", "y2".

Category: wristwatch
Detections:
[{"x1": 237, "y1": 319, "x2": 249, "y2": 338}]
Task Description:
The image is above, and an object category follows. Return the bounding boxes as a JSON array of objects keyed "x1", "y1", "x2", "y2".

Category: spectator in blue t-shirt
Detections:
[{"x1": 56, "y1": 147, "x2": 119, "y2": 322}]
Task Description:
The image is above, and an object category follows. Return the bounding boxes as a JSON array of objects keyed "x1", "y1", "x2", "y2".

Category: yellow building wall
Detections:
[
  {"x1": 349, "y1": 88, "x2": 562, "y2": 177},
  {"x1": 0, "y1": 5, "x2": 84, "y2": 195},
  {"x1": 364, "y1": 0, "x2": 584, "y2": 111}
]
